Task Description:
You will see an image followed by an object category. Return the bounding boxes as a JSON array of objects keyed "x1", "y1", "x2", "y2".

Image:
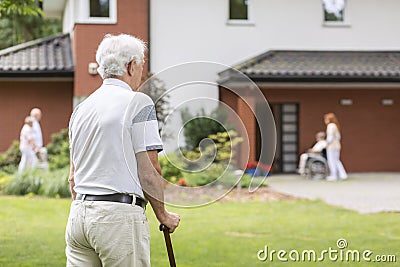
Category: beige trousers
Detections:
[{"x1": 65, "y1": 200, "x2": 150, "y2": 267}]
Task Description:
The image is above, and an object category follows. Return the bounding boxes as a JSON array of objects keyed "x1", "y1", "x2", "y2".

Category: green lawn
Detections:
[{"x1": 0, "y1": 196, "x2": 398, "y2": 266}]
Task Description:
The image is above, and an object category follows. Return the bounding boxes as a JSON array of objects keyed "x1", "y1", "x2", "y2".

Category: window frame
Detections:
[
  {"x1": 227, "y1": 0, "x2": 255, "y2": 26},
  {"x1": 322, "y1": 0, "x2": 350, "y2": 27},
  {"x1": 76, "y1": 0, "x2": 117, "y2": 24}
]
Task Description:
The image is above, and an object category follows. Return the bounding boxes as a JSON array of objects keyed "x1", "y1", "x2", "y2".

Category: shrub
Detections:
[
  {"x1": 184, "y1": 172, "x2": 215, "y2": 187},
  {"x1": 239, "y1": 174, "x2": 268, "y2": 188},
  {"x1": 46, "y1": 128, "x2": 70, "y2": 170},
  {"x1": 206, "y1": 130, "x2": 243, "y2": 164},
  {"x1": 159, "y1": 154, "x2": 183, "y2": 183},
  {"x1": 180, "y1": 107, "x2": 228, "y2": 150},
  {"x1": 2, "y1": 168, "x2": 70, "y2": 198},
  {"x1": 0, "y1": 175, "x2": 12, "y2": 191},
  {"x1": 4, "y1": 171, "x2": 43, "y2": 195},
  {"x1": 0, "y1": 141, "x2": 21, "y2": 174},
  {"x1": 182, "y1": 130, "x2": 243, "y2": 172},
  {"x1": 182, "y1": 163, "x2": 235, "y2": 187},
  {"x1": 40, "y1": 167, "x2": 70, "y2": 198}
]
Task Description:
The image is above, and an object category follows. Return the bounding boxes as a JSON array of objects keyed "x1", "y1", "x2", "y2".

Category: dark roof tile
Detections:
[
  {"x1": 0, "y1": 33, "x2": 74, "y2": 77},
  {"x1": 220, "y1": 50, "x2": 400, "y2": 82}
]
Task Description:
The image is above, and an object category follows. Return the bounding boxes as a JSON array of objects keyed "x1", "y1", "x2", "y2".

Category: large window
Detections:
[
  {"x1": 90, "y1": 0, "x2": 110, "y2": 18},
  {"x1": 229, "y1": 0, "x2": 248, "y2": 20},
  {"x1": 322, "y1": 0, "x2": 345, "y2": 22}
]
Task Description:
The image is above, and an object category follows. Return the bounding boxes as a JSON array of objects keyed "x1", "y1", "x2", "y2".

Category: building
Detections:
[
  {"x1": 0, "y1": 34, "x2": 74, "y2": 151},
  {"x1": 1, "y1": 0, "x2": 399, "y2": 172},
  {"x1": 219, "y1": 50, "x2": 400, "y2": 172},
  {"x1": 0, "y1": 0, "x2": 149, "y2": 151},
  {"x1": 150, "y1": 0, "x2": 400, "y2": 172}
]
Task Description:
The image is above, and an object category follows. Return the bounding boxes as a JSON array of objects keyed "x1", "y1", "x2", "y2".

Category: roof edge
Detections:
[{"x1": 0, "y1": 33, "x2": 70, "y2": 57}]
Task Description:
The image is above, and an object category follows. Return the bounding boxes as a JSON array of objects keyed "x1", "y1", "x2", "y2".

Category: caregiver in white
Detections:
[{"x1": 324, "y1": 113, "x2": 348, "y2": 181}]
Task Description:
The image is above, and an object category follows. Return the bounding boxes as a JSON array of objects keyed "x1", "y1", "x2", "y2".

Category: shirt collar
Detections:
[{"x1": 103, "y1": 78, "x2": 132, "y2": 91}]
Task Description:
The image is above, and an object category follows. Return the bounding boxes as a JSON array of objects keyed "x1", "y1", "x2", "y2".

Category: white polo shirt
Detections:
[
  {"x1": 32, "y1": 120, "x2": 43, "y2": 148},
  {"x1": 69, "y1": 78, "x2": 163, "y2": 198},
  {"x1": 326, "y1": 123, "x2": 341, "y2": 150}
]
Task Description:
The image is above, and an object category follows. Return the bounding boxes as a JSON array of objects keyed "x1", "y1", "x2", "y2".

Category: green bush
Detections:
[
  {"x1": 239, "y1": 174, "x2": 268, "y2": 188},
  {"x1": 182, "y1": 166, "x2": 268, "y2": 188},
  {"x1": 0, "y1": 140, "x2": 21, "y2": 174},
  {"x1": 46, "y1": 128, "x2": 70, "y2": 170},
  {"x1": 184, "y1": 172, "x2": 215, "y2": 187},
  {"x1": 40, "y1": 168, "x2": 70, "y2": 198},
  {"x1": 3, "y1": 168, "x2": 70, "y2": 198},
  {"x1": 159, "y1": 154, "x2": 183, "y2": 183},
  {"x1": 183, "y1": 130, "x2": 243, "y2": 170},
  {"x1": 182, "y1": 163, "x2": 233, "y2": 187},
  {"x1": 4, "y1": 171, "x2": 43, "y2": 195},
  {"x1": 0, "y1": 175, "x2": 12, "y2": 191},
  {"x1": 180, "y1": 107, "x2": 228, "y2": 150}
]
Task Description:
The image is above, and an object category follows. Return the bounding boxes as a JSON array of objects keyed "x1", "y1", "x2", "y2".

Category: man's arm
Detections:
[
  {"x1": 28, "y1": 138, "x2": 37, "y2": 152},
  {"x1": 136, "y1": 151, "x2": 180, "y2": 233},
  {"x1": 68, "y1": 163, "x2": 76, "y2": 200}
]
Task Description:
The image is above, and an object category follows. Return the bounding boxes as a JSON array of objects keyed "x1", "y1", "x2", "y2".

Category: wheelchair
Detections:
[{"x1": 301, "y1": 150, "x2": 329, "y2": 180}]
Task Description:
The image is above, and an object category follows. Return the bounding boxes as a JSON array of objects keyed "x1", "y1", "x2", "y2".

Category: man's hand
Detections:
[{"x1": 159, "y1": 211, "x2": 180, "y2": 233}]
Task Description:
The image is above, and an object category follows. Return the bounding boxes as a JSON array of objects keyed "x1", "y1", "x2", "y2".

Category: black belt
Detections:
[{"x1": 76, "y1": 193, "x2": 147, "y2": 209}]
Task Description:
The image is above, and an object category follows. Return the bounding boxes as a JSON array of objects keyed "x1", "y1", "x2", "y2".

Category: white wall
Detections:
[
  {"x1": 62, "y1": 0, "x2": 75, "y2": 34},
  {"x1": 151, "y1": 0, "x2": 400, "y2": 71},
  {"x1": 150, "y1": 0, "x2": 400, "y2": 150}
]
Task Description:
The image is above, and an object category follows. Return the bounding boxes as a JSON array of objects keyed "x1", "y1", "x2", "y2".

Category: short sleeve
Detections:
[
  {"x1": 131, "y1": 94, "x2": 163, "y2": 153},
  {"x1": 326, "y1": 123, "x2": 338, "y2": 143},
  {"x1": 327, "y1": 123, "x2": 337, "y2": 134},
  {"x1": 312, "y1": 140, "x2": 326, "y2": 152}
]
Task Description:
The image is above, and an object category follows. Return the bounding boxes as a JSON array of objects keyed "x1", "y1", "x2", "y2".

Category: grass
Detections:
[{"x1": 0, "y1": 196, "x2": 399, "y2": 266}]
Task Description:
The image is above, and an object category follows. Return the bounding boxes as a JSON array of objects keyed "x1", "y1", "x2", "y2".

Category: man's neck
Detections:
[{"x1": 107, "y1": 75, "x2": 135, "y2": 91}]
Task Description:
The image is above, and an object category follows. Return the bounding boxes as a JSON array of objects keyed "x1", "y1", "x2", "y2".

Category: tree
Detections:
[
  {"x1": 0, "y1": 0, "x2": 43, "y2": 17},
  {"x1": 180, "y1": 107, "x2": 228, "y2": 150},
  {"x1": 0, "y1": 0, "x2": 62, "y2": 50}
]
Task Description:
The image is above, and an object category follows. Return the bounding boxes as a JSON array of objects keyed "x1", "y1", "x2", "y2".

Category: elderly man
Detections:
[
  {"x1": 30, "y1": 108, "x2": 43, "y2": 148},
  {"x1": 66, "y1": 34, "x2": 180, "y2": 266}
]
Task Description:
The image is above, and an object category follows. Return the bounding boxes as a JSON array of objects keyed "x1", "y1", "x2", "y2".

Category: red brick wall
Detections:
[
  {"x1": 219, "y1": 88, "x2": 253, "y2": 168},
  {"x1": 0, "y1": 81, "x2": 73, "y2": 151},
  {"x1": 73, "y1": 0, "x2": 149, "y2": 96},
  {"x1": 220, "y1": 86, "x2": 400, "y2": 172}
]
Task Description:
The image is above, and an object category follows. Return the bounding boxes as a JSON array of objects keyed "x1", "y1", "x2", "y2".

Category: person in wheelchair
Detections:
[{"x1": 298, "y1": 131, "x2": 327, "y2": 176}]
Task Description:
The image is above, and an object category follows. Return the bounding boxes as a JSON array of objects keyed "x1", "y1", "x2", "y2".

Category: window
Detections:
[
  {"x1": 90, "y1": 0, "x2": 110, "y2": 18},
  {"x1": 322, "y1": 0, "x2": 345, "y2": 22},
  {"x1": 229, "y1": 0, "x2": 248, "y2": 20},
  {"x1": 227, "y1": 0, "x2": 254, "y2": 25},
  {"x1": 76, "y1": 0, "x2": 117, "y2": 24}
]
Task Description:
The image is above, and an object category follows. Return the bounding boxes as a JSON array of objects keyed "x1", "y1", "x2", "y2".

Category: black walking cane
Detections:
[{"x1": 160, "y1": 224, "x2": 176, "y2": 267}]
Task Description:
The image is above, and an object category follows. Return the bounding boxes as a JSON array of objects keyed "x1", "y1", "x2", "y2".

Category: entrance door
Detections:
[{"x1": 256, "y1": 103, "x2": 299, "y2": 173}]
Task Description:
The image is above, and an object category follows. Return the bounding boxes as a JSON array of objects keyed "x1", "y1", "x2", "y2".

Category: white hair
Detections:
[{"x1": 96, "y1": 34, "x2": 146, "y2": 79}]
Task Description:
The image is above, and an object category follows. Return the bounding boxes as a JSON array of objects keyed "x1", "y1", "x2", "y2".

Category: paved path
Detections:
[{"x1": 267, "y1": 173, "x2": 400, "y2": 213}]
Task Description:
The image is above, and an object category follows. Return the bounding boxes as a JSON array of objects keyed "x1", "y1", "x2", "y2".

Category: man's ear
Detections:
[{"x1": 127, "y1": 62, "x2": 134, "y2": 76}]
